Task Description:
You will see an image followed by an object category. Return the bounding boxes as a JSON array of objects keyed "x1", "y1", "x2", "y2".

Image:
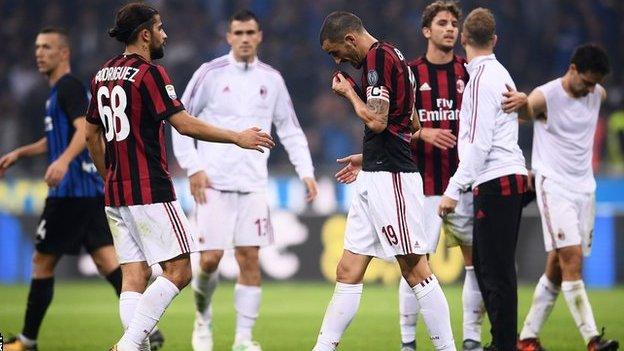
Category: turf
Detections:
[{"x1": 0, "y1": 281, "x2": 622, "y2": 350}]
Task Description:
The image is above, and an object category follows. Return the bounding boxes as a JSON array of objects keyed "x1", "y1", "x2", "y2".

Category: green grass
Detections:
[{"x1": 0, "y1": 281, "x2": 622, "y2": 350}]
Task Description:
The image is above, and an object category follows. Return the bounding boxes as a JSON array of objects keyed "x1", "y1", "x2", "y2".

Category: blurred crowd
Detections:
[{"x1": 2, "y1": 0, "x2": 623, "y2": 177}]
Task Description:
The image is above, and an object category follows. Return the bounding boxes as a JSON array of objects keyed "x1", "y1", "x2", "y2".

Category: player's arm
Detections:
[
  {"x1": 332, "y1": 73, "x2": 388, "y2": 133},
  {"x1": 44, "y1": 117, "x2": 88, "y2": 186},
  {"x1": 85, "y1": 121, "x2": 106, "y2": 179},
  {"x1": 0, "y1": 137, "x2": 47, "y2": 177},
  {"x1": 502, "y1": 86, "x2": 547, "y2": 121},
  {"x1": 440, "y1": 82, "x2": 497, "y2": 216},
  {"x1": 273, "y1": 76, "x2": 317, "y2": 201},
  {"x1": 168, "y1": 110, "x2": 275, "y2": 152}
]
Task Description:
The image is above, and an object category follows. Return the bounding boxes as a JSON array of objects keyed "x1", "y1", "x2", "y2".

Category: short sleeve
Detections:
[
  {"x1": 364, "y1": 47, "x2": 394, "y2": 103},
  {"x1": 85, "y1": 80, "x2": 101, "y2": 125},
  {"x1": 141, "y1": 65, "x2": 185, "y2": 121},
  {"x1": 57, "y1": 76, "x2": 89, "y2": 122}
]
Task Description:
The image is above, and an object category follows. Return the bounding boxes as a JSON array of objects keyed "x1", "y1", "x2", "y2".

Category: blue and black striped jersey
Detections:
[{"x1": 45, "y1": 74, "x2": 103, "y2": 197}]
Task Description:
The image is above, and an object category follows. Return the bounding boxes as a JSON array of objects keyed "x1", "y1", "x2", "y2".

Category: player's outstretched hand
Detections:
[
  {"x1": 0, "y1": 151, "x2": 19, "y2": 178},
  {"x1": 303, "y1": 177, "x2": 318, "y2": 202},
  {"x1": 502, "y1": 84, "x2": 527, "y2": 114},
  {"x1": 44, "y1": 159, "x2": 69, "y2": 187},
  {"x1": 332, "y1": 72, "x2": 354, "y2": 98},
  {"x1": 335, "y1": 153, "x2": 363, "y2": 184},
  {"x1": 189, "y1": 170, "x2": 211, "y2": 204},
  {"x1": 438, "y1": 195, "x2": 458, "y2": 218},
  {"x1": 417, "y1": 128, "x2": 457, "y2": 150},
  {"x1": 236, "y1": 127, "x2": 275, "y2": 153}
]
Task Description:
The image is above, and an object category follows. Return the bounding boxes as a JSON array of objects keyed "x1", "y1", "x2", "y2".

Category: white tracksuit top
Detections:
[
  {"x1": 172, "y1": 52, "x2": 314, "y2": 192},
  {"x1": 444, "y1": 54, "x2": 527, "y2": 200}
]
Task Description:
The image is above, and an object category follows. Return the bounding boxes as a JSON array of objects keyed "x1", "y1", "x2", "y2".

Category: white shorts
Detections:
[
  {"x1": 536, "y1": 175, "x2": 595, "y2": 256},
  {"x1": 344, "y1": 171, "x2": 428, "y2": 258},
  {"x1": 423, "y1": 192, "x2": 474, "y2": 251},
  {"x1": 194, "y1": 189, "x2": 274, "y2": 251},
  {"x1": 105, "y1": 201, "x2": 197, "y2": 266}
]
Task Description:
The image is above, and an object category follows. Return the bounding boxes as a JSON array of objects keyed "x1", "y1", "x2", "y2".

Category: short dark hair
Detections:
[
  {"x1": 421, "y1": 1, "x2": 462, "y2": 28},
  {"x1": 39, "y1": 27, "x2": 70, "y2": 48},
  {"x1": 108, "y1": 2, "x2": 159, "y2": 44},
  {"x1": 229, "y1": 9, "x2": 261, "y2": 30},
  {"x1": 571, "y1": 44, "x2": 610, "y2": 76},
  {"x1": 319, "y1": 11, "x2": 364, "y2": 46},
  {"x1": 463, "y1": 8, "x2": 495, "y2": 48}
]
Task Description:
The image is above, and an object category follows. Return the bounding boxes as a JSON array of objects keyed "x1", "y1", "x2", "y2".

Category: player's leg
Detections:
[
  {"x1": 233, "y1": 246, "x2": 262, "y2": 349},
  {"x1": 396, "y1": 254, "x2": 455, "y2": 351},
  {"x1": 517, "y1": 251, "x2": 561, "y2": 350},
  {"x1": 5, "y1": 251, "x2": 61, "y2": 351},
  {"x1": 230, "y1": 192, "x2": 273, "y2": 350},
  {"x1": 113, "y1": 201, "x2": 196, "y2": 351},
  {"x1": 313, "y1": 250, "x2": 372, "y2": 351},
  {"x1": 90, "y1": 245, "x2": 123, "y2": 295},
  {"x1": 472, "y1": 179, "x2": 524, "y2": 351},
  {"x1": 458, "y1": 245, "x2": 484, "y2": 351},
  {"x1": 446, "y1": 192, "x2": 484, "y2": 350},
  {"x1": 398, "y1": 196, "x2": 443, "y2": 351},
  {"x1": 191, "y1": 189, "x2": 236, "y2": 351}
]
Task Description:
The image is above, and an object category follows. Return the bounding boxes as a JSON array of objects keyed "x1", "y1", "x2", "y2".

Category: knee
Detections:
[
  {"x1": 235, "y1": 249, "x2": 260, "y2": 272},
  {"x1": 165, "y1": 266, "x2": 193, "y2": 289},
  {"x1": 199, "y1": 252, "x2": 223, "y2": 273},
  {"x1": 335, "y1": 262, "x2": 362, "y2": 284},
  {"x1": 32, "y1": 252, "x2": 57, "y2": 278},
  {"x1": 558, "y1": 251, "x2": 583, "y2": 278}
]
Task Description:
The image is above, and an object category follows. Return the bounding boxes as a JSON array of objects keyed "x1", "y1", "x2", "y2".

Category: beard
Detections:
[{"x1": 150, "y1": 42, "x2": 165, "y2": 60}]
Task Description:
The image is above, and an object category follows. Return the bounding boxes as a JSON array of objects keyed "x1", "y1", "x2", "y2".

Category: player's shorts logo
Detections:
[{"x1": 557, "y1": 230, "x2": 565, "y2": 241}]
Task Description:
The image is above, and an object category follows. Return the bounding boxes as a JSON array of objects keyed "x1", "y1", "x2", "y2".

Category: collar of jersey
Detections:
[
  {"x1": 466, "y1": 53, "x2": 496, "y2": 73},
  {"x1": 228, "y1": 51, "x2": 259, "y2": 70}
]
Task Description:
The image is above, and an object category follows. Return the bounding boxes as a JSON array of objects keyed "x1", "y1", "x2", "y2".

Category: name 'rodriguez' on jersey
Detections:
[{"x1": 86, "y1": 53, "x2": 184, "y2": 207}]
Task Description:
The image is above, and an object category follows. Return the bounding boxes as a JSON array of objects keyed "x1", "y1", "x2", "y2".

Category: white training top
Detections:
[
  {"x1": 532, "y1": 78, "x2": 603, "y2": 193},
  {"x1": 445, "y1": 54, "x2": 527, "y2": 200},
  {"x1": 172, "y1": 52, "x2": 315, "y2": 193}
]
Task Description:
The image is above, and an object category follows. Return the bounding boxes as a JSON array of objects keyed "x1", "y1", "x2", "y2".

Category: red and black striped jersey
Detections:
[
  {"x1": 86, "y1": 53, "x2": 185, "y2": 207},
  {"x1": 360, "y1": 42, "x2": 417, "y2": 173},
  {"x1": 409, "y1": 55, "x2": 469, "y2": 195}
]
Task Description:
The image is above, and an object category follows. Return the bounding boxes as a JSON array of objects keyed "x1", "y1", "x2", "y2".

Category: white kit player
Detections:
[
  {"x1": 172, "y1": 10, "x2": 317, "y2": 351},
  {"x1": 503, "y1": 44, "x2": 619, "y2": 351}
]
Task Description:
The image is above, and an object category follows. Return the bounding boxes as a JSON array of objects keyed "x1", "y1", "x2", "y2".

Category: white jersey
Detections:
[
  {"x1": 172, "y1": 52, "x2": 314, "y2": 192},
  {"x1": 532, "y1": 78, "x2": 603, "y2": 193},
  {"x1": 445, "y1": 54, "x2": 527, "y2": 200}
]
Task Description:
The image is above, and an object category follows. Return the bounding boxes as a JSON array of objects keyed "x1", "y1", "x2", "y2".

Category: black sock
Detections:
[
  {"x1": 22, "y1": 277, "x2": 54, "y2": 340},
  {"x1": 105, "y1": 267, "x2": 122, "y2": 296}
]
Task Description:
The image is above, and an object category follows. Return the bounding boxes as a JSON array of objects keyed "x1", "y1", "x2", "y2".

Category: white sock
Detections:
[
  {"x1": 561, "y1": 280, "x2": 599, "y2": 344},
  {"x1": 120, "y1": 291, "x2": 142, "y2": 330},
  {"x1": 18, "y1": 334, "x2": 36, "y2": 347},
  {"x1": 192, "y1": 269, "x2": 219, "y2": 322},
  {"x1": 412, "y1": 275, "x2": 456, "y2": 351},
  {"x1": 399, "y1": 277, "x2": 419, "y2": 344},
  {"x1": 519, "y1": 274, "x2": 560, "y2": 340},
  {"x1": 313, "y1": 282, "x2": 363, "y2": 351},
  {"x1": 119, "y1": 276, "x2": 180, "y2": 348},
  {"x1": 462, "y1": 266, "x2": 484, "y2": 342},
  {"x1": 234, "y1": 283, "x2": 262, "y2": 343}
]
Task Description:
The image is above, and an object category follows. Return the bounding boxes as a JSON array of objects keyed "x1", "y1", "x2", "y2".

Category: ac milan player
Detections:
[
  {"x1": 314, "y1": 11, "x2": 455, "y2": 351},
  {"x1": 403, "y1": 2, "x2": 484, "y2": 350},
  {"x1": 84, "y1": 3, "x2": 274, "y2": 351},
  {"x1": 504, "y1": 44, "x2": 618, "y2": 351}
]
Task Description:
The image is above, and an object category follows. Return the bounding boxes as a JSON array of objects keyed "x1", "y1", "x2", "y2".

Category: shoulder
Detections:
[
  {"x1": 257, "y1": 61, "x2": 285, "y2": 83},
  {"x1": 57, "y1": 74, "x2": 86, "y2": 92},
  {"x1": 408, "y1": 56, "x2": 425, "y2": 69},
  {"x1": 201, "y1": 55, "x2": 231, "y2": 74}
]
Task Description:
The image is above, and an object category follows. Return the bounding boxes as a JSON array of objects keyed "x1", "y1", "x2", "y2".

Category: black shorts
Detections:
[{"x1": 35, "y1": 197, "x2": 113, "y2": 255}]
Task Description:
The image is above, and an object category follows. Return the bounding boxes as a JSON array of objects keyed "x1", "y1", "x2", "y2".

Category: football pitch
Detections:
[{"x1": 0, "y1": 281, "x2": 622, "y2": 350}]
